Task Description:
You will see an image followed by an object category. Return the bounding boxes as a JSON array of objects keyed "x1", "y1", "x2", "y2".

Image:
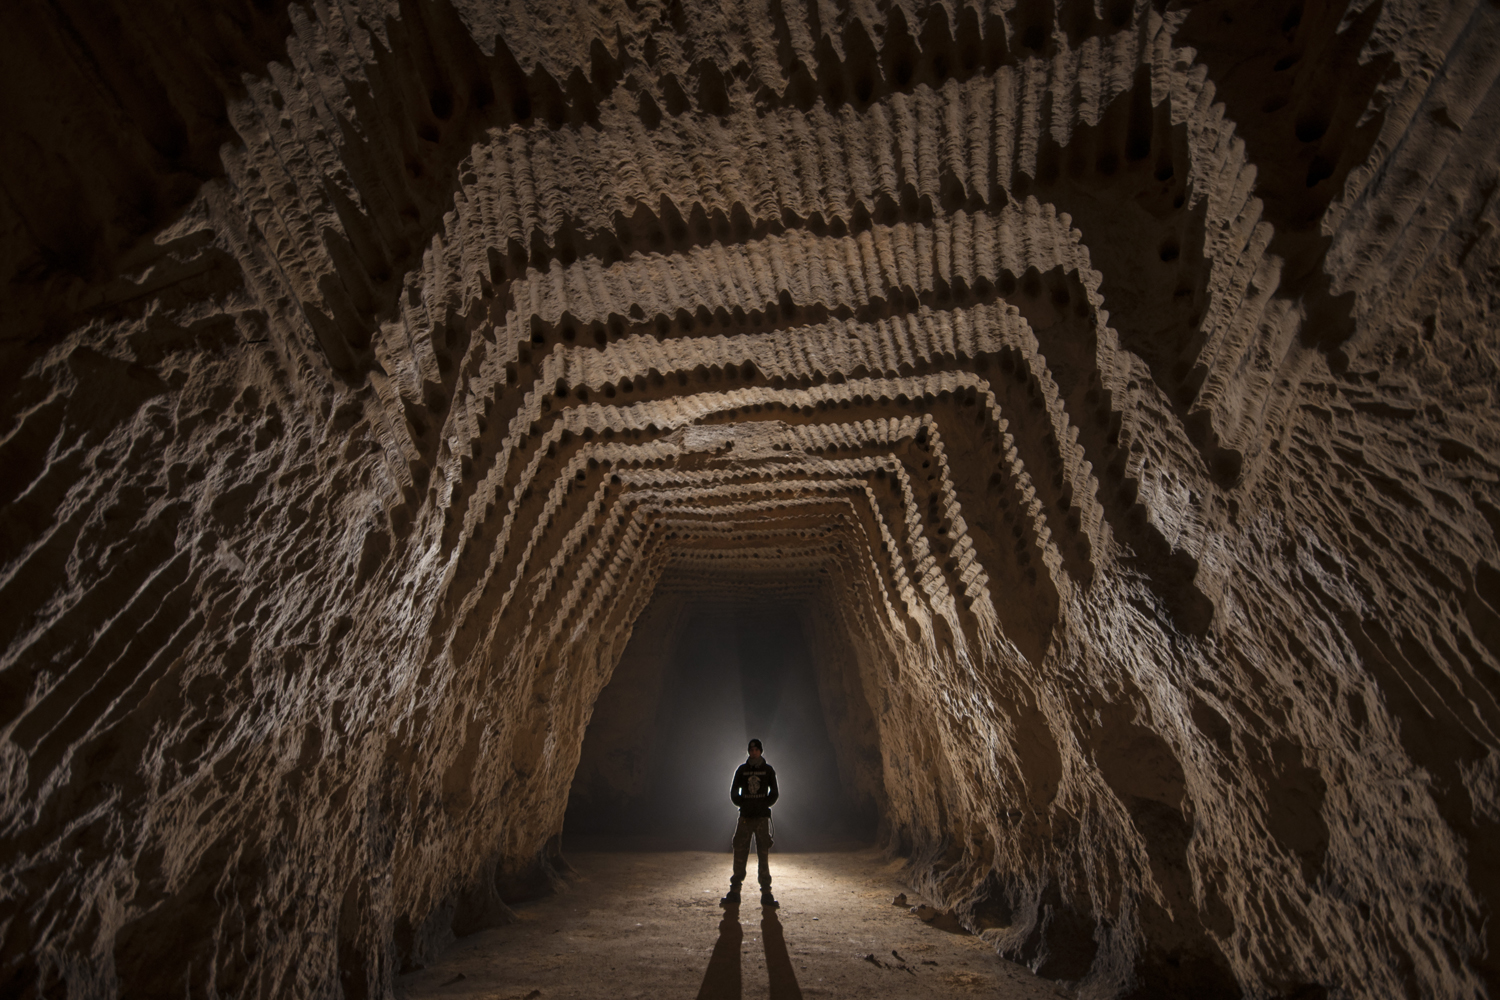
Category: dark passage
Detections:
[{"x1": 565, "y1": 604, "x2": 874, "y2": 850}]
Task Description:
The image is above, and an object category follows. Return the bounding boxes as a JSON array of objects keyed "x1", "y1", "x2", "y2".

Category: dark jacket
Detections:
[{"x1": 731, "y1": 756, "x2": 779, "y2": 818}]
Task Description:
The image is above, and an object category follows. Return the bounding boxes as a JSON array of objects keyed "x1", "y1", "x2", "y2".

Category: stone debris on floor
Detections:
[{"x1": 397, "y1": 849, "x2": 1068, "y2": 1000}]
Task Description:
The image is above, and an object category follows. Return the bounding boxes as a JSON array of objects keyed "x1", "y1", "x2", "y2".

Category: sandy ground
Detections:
[{"x1": 396, "y1": 849, "x2": 1068, "y2": 999}]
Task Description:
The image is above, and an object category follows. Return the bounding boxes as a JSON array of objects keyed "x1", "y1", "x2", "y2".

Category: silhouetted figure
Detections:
[{"x1": 722, "y1": 738, "x2": 779, "y2": 907}]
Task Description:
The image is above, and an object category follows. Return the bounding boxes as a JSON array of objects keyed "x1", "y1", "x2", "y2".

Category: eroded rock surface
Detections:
[{"x1": 1, "y1": 0, "x2": 1498, "y2": 997}]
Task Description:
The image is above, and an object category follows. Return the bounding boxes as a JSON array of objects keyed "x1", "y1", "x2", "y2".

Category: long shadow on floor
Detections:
[
  {"x1": 760, "y1": 907, "x2": 803, "y2": 1000},
  {"x1": 696, "y1": 905, "x2": 802, "y2": 1000},
  {"x1": 696, "y1": 905, "x2": 742, "y2": 999}
]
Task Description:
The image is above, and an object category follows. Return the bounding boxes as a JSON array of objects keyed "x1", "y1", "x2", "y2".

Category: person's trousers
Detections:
[{"x1": 731, "y1": 816, "x2": 773, "y2": 889}]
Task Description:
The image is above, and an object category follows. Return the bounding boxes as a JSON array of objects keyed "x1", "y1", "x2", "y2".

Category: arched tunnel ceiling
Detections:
[{"x1": 2, "y1": 1, "x2": 1500, "y2": 998}]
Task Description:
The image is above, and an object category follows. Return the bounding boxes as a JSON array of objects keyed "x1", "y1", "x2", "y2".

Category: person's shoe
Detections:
[
  {"x1": 720, "y1": 888, "x2": 741, "y2": 907},
  {"x1": 760, "y1": 889, "x2": 778, "y2": 908}
]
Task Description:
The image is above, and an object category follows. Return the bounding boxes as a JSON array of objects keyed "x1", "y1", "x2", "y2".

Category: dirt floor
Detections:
[{"x1": 396, "y1": 849, "x2": 1069, "y2": 999}]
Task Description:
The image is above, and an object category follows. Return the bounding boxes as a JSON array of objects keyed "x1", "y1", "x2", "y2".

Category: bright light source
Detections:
[{"x1": 565, "y1": 603, "x2": 876, "y2": 850}]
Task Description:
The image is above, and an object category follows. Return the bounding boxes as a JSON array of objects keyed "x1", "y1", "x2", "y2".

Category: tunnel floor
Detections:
[{"x1": 395, "y1": 849, "x2": 1066, "y2": 999}]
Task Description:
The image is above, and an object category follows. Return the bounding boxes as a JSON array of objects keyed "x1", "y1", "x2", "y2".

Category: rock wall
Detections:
[{"x1": 2, "y1": 0, "x2": 1498, "y2": 997}]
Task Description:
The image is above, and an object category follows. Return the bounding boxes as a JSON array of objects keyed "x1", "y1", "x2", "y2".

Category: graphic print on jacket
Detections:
[{"x1": 731, "y1": 758, "x2": 779, "y2": 818}]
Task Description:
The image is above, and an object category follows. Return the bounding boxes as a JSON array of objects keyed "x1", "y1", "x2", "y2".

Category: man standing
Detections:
[{"x1": 723, "y1": 738, "x2": 779, "y2": 907}]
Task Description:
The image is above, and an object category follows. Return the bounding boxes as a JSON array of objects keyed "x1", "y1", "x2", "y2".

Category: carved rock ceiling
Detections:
[{"x1": 1, "y1": 0, "x2": 1499, "y2": 997}]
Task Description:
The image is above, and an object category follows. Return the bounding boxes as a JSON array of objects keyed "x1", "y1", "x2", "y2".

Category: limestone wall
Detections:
[{"x1": 1, "y1": 1, "x2": 1497, "y2": 997}]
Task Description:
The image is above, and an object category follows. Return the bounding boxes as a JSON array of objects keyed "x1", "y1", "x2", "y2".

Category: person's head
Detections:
[{"x1": 747, "y1": 738, "x2": 763, "y2": 759}]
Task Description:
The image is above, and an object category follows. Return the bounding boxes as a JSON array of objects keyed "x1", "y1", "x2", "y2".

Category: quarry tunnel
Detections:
[{"x1": 2, "y1": 0, "x2": 1500, "y2": 997}]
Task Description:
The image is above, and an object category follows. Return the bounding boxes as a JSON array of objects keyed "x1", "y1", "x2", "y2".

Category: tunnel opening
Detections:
[
  {"x1": 564, "y1": 595, "x2": 881, "y2": 852},
  {"x1": 4, "y1": 1, "x2": 1498, "y2": 998}
]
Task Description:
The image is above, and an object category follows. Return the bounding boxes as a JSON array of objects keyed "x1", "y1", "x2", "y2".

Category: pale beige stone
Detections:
[{"x1": 0, "y1": 1, "x2": 1497, "y2": 998}]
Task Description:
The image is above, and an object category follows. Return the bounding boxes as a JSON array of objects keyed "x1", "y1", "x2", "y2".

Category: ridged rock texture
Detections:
[{"x1": 2, "y1": 0, "x2": 1499, "y2": 997}]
